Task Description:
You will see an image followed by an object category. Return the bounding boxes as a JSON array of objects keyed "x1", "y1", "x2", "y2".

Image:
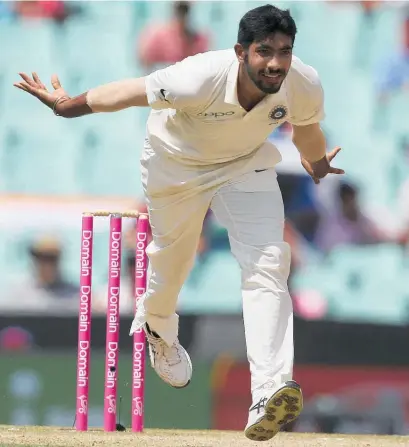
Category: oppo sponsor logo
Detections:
[{"x1": 198, "y1": 111, "x2": 235, "y2": 118}]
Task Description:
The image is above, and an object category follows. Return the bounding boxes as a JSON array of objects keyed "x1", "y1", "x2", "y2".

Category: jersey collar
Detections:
[{"x1": 224, "y1": 57, "x2": 288, "y2": 109}]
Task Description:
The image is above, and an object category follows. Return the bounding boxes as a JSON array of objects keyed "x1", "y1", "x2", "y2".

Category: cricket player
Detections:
[{"x1": 15, "y1": 4, "x2": 344, "y2": 441}]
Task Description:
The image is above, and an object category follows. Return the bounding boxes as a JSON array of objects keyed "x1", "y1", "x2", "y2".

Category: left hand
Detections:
[
  {"x1": 14, "y1": 72, "x2": 69, "y2": 110},
  {"x1": 301, "y1": 146, "x2": 345, "y2": 184}
]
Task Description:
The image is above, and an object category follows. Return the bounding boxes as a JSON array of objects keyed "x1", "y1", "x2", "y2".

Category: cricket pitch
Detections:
[{"x1": 1, "y1": 426, "x2": 408, "y2": 447}]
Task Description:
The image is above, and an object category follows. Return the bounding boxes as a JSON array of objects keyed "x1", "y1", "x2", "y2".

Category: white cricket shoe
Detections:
[
  {"x1": 244, "y1": 380, "x2": 303, "y2": 442},
  {"x1": 144, "y1": 325, "x2": 192, "y2": 388}
]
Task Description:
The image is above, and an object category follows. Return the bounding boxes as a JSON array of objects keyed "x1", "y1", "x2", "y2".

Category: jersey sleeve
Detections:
[
  {"x1": 288, "y1": 66, "x2": 325, "y2": 126},
  {"x1": 145, "y1": 53, "x2": 212, "y2": 111}
]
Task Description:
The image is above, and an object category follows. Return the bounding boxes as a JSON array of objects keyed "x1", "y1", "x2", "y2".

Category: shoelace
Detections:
[{"x1": 147, "y1": 335, "x2": 182, "y2": 367}]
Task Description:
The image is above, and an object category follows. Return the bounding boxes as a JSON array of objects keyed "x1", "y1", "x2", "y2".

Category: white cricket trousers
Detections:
[{"x1": 131, "y1": 153, "x2": 294, "y2": 395}]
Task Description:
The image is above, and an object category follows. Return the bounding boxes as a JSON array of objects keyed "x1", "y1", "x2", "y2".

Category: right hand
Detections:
[
  {"x1": 14, "y1": 72, "x2": 70, "y2": 110},
  {"x1": 301, "y1": 146, "x2": 344, "y2": 185}
]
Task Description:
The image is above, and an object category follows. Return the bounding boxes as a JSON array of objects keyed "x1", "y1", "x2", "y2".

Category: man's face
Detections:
[
  {"x1": 33, "y1": 253, "x2": 60, "y2": 285},
  {"x1": 238, "y1": 32, "x2": 293, "y2": 94}
]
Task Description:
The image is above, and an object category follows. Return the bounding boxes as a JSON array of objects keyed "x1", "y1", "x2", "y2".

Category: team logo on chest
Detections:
[{"x1": 269, "y1": 105, "x2": 288, "y2": 123}]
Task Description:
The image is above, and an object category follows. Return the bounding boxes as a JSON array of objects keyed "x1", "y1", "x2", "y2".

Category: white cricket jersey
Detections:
[{"x1": 144, "y1": 49, "x2": 325, "y2": 166}]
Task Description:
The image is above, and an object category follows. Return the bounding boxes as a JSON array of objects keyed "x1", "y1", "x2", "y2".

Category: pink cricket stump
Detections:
[
  {"x1": 103, "y1": 215, "x2": 122, "y2": 431},
  {"x1": 76, "y1": 215, "x2": 94, "y2": 431},
  {"x1": 131, "y1": 214, "x2": 149, "y2": 432}
]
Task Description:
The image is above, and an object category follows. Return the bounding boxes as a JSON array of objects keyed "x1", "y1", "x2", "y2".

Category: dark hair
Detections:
[
  {"x1": 174, "y1": 1, "x2": 190, "y2": 17},
  {"x1": 238, "y1": 4, "x2": 297, "y2": 49},
  {"x1": 339, "y1": 182, "x2": 357, "y2": 200}
]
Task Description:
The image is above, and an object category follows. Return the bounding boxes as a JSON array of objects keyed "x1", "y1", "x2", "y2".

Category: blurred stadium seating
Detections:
[{"x1": 0, "y1": 1, "x2": 408, "y2": 323}]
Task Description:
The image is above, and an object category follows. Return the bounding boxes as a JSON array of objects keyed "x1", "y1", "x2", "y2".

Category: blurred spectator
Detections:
[
  {"x1": 314, "y1": 182, "x2": 386, "y2": 253},
  {"x1": 13, "y1": 0, "x2": 82, "y2": 24},
  {"x1": 284, "y1": 220, "x2": 321, "y2": 274},
  {"x1": 278, "y1": 172, "x2": 320, "y2": 243},
  {"x1": 0, "y1": 1, "x2": 16, "y2": 22},
  {"x1": 0, "y1": 326, "x2": 34, "y2": 351},
  {"x1": 360, "y1": 1, "x2": 379, "y2": 20},
  {"x1": 26, "y1": 236, "x2": 77, "y2": 297},
  {"x1": 270, "y1": 123, "x2": 335, "y2": 243},
  {"x1": 138, "y1": 1, "x2": 210, "y2": 73},
  {"x1": 0, "y1": 236, "x2": 77, "y2": 312},
  {"x1": 374, "y1": 7, "x2": 409, "y2": 106}
]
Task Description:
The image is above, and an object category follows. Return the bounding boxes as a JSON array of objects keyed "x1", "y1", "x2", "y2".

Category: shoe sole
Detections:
[
  {"x1": 244, "y1": 384, "x2": 303, "y2": 442},
  {"x1": 172, "y1": 380, "x2": 191, "y2": 389}
]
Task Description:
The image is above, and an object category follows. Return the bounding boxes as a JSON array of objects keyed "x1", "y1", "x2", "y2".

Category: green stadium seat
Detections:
[
  {"x1": 325, "y1": 245, "x2": 406, "y2": 324},
  {"x1": 292, "y1": 244, "x2": 408, "y2": 325},
  {"x1": 178, "y1": 252, "x2": 242, "y2": 314},
  {"x1": 0, "y1": 1, "x2": 407, "y2": 319},
  {"x1": 1, "y1": 121, "x2": 80, "y2": 194},
  {"x1": 0, "y1": 21, "x2": 56, "y2": 74}
]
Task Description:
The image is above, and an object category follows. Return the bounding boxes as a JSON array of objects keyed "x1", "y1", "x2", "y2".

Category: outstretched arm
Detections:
[
  {"x1": 292, "y1": 123, "x2": 345, "y2": 184},
  {"x1": 15, "y1": 53, "x2": 213, "y2": 119},
  {"x1": 14, "y1": 73, "x2": 149, "y2": 118}
]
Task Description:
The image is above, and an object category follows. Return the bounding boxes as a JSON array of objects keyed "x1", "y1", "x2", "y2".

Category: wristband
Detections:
[{"x1": 52, "y1": 96, "x2": 70, "y2": 116}]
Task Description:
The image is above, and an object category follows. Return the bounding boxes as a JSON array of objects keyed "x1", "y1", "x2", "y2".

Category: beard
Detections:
[{"x1": 244, "y1": 54, "x2": 286, "y2": 94}]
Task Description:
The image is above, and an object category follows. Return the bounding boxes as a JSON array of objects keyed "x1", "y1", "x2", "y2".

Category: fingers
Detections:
[
  {"x1": 329, "y1": 167, "x2": 345, "y2": 175},
  {"x1": 32, "y1": 72, "x2": 47, "y2": 90},
  {"x1": 301, "y1": 158, "x2": 321, "y2": 184},
  {"x1": 18, "y1": 72, "x2": 50, "y2": 92},
  {"x1": 14, "y1": 81, "x2": 37, "y2": 96},
  {"x1": 328, "y1": 146, "x2": 341, "y2": 161},
  {"x1": 14, "y1": 82, "x2": 29, "y2": 92},
  {"x1": 301, "y1": 159, "x2": 313, "y2": 175},
  {"x1": 51, "y1": 74, "x2": 62, "y2": 90},
  {"x1": 19, "y1": 72, "x2": 39, "y2": 88},
  {"x1": 14, "y1": 79, "x2": 54, "y2": 107}
]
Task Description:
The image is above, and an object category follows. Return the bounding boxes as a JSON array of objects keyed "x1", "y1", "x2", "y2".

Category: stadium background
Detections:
[{"x1": 1, "y1": 0, "x2": 409, "y2": 435}]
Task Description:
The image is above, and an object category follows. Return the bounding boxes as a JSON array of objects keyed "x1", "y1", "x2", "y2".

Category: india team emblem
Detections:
[{"x1": 269, "y1": 105, "x2": 288, "y2": 122}]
